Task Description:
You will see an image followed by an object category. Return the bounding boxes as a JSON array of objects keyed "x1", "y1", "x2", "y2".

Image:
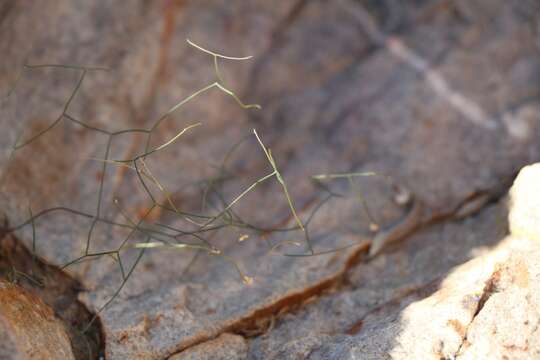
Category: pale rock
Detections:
[{"x1": 509, "y1": 163, "x2": 540, "y2": 241}]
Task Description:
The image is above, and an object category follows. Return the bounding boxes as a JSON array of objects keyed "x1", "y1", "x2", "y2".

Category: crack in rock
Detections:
[
  {"x1": 452, "y1": 267, "x2": 501, "y2": 359},
  {"x1": 0, "y1": 230, "x2": 104, "y2": 359},
  {"x1": 169, "y1": 184, "x2": 511, "y2": 357}
]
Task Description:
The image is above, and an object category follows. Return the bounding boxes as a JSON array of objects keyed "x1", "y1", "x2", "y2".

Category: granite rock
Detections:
[{"x1": 0, "y1": 1, "x2": 539, "y2": 358}]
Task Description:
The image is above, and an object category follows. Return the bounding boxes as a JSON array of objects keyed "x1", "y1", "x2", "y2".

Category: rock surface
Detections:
[
  {"x1": 0, "y1": 233, "x2": 101, "y2": 359},
  {"x1": 169, "y1": 333, "x2": 247, "y2": 360},
  {"x1": 0, "y1": 280, "x2": 76, "y2": 359},
  {"x1": 249, "y1": 163, "x2": 540, "y2": 359},
  {"x1": 509, "y1": 163, "x2": 540, "y2": 241},
  {"x1": 0, "y1": 1, "x2": 539, "y2": 359},
  {"x1": 457, "y1": 251, "x2": 540, "y2": 359}
]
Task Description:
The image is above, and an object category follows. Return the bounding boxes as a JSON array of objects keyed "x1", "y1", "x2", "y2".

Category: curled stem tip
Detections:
[{"x1": 187, "y1": 39, "x2": 253, "y2": 61}]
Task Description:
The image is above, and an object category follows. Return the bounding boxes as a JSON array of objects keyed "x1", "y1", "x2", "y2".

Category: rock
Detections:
[
  {"x1": 255, "y1": 161, "x2": 540, "y2": 359},
  {"x1": 169, "y1": 333, "x2": 247, "y2": 360},
  {"x1": 0, "y1": 1, "x2": 539, "y2": 358},
  {"x1": 247, "y1": 201, "x2": 508, "y2": 359},
  {"x1": 457, "y1": 252, "x2": 540, "y2": 359},
  {"x1": 509, "y1": 163, "x2": 540, "y2": 240},
  {"x1": 0, "y1": 233, "x2": 101, "y2": 359},
  {"x1": 0, "y1": 280, "x2": 76, "y2": 359},
  {"x1": 385, "y1": 241, "x2": 512, "y2": 359},
  {"x1": 453, "y1": 161, "x2": 540, "y2": 359},
  {"x1": 295, "y1": 229, "x2": 540, "y2": 359}
]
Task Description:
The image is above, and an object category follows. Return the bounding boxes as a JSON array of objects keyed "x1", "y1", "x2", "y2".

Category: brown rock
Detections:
[{"x1": 0, "y1": 280, "x2": 75, "y2": 359}]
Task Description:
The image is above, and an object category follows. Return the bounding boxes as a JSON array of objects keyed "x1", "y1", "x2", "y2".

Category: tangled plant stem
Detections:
[{"x1": 1, "y1": 39, "x2": 388, "y2": 332}]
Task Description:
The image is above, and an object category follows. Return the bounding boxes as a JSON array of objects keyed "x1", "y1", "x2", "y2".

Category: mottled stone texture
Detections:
[
  {"x1": 0, "y1": 281, "x2": 76, "y2": 359},
  {"x1": 170, "y1": 333, "x2": 247, "y2": 360},
  {"x1": 283, "y1": 163, "x2": 540, "y2": 360},
  {"x1": 0, "y1": 1, "x2": 539, "y2": 359}
]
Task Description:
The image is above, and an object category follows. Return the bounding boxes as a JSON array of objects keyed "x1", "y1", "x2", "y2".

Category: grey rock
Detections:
[
  {"x1": 0, "y1": 1, "x2": 539, "y2": 358},
  {"x1": 169, "y1": 333, "x2": 247, "y2": 360},
  {"x1": 259, "y1": 161, "x2": 540, "y2": 359},
  {"x1": 247, "y1": 201, "x2": 507, "y2": 359},
  {"x1": 302, "y1": 234, "x2": 540, "y2": 359}
]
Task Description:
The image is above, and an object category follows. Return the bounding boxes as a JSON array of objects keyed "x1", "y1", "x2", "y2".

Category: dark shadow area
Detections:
[{"x1": 0, "y1": 228, "x2": 103, "y2": 359}]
